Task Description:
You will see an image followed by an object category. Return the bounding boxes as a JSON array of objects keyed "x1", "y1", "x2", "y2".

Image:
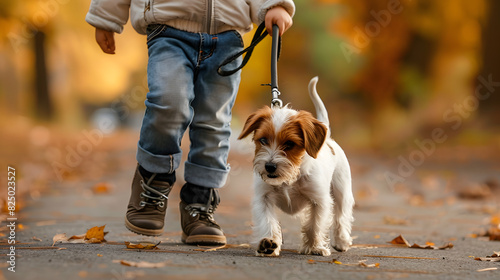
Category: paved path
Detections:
[{"x1": 1, "y1": 131, "x2": 499, "y2": 279}]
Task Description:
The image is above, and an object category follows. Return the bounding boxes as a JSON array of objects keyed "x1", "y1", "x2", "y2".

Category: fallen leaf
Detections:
[
  {"x1": 194, "y1": 243, "x2": 250, "y2": 252},
  {"x1": 475, "y1": 251, "x2": 500, "y2": 262},
  {"x1": 359, "y1": 261, "x2": 380, "y2": 268},
  {"x1": 363, "y1": 255, "x2": 439, "y2": 260},
  {"x1": 97, "y1": 254, "x2": 103, "y2": 257},
  {"x1": 490, "y1": 215, "x2": 500, "y2": 226},
  {"x1": 92, "y1": 182, "x2": 113, "y2": 194},
  {"x1": 52, "y1": 233, "x2": 68, "y2": 246},
  {"x1": 388, "y1": 235, "x2": 453, "y2": 250},
  {"x1": 487, "y1": 226, "x2": 500, "y2": 241},
  {"x1": 477, "y1": 267, "x2": 498, "y2": 272},
  {"x1": 307, "y1": 259, "x2": 342, "y2": 265},
  {"x1": 308, "y1": 258, "x2": 378, "y2": 268},
  {"x1": 63, "y1": 234, "x2": 86, "y2": 244},
  {"x1": 85, "y1": 225, "x2": 107, "y2": 242},
  {"x1": 52, "y1": 225, "x2": 108, "y2": 245},
  {"x1": 113, "y1": 259, "x2": 169, "y2": 268},
  {"x1": 125, "y1": 241, "x2": 161, "y2": 250},
  {"x1": 388, "y1": 235, "x2": 410, "y2": 246},
  {"x1": 32, "y1": 236, "x2": 42, "y2": 242}
]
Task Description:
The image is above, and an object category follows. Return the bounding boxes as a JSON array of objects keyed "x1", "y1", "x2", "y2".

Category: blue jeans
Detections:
[{"x1": 137, "y1": 25, "x2": 243, "y2": 188}]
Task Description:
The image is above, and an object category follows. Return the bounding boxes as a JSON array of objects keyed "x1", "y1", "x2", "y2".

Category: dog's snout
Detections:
[{"x1": 265, "y1": 162, "x2": 277, "y2": 173}]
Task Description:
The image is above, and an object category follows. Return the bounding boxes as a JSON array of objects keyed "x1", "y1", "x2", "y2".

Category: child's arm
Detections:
[
  {"x1": 86, "y1": 0, "x2": 130, "y2": 54},
  {"x1": 95, "y1": 28, "x2": 116, "y2": 54},
  {"x1": 265, "y1": 6, "x2": 293, "y2": 36}
]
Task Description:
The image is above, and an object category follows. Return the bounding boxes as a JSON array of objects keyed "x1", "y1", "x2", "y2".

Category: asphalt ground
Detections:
[{"x1": 1, "y1": 130, "x2": 499, "y2": 280}]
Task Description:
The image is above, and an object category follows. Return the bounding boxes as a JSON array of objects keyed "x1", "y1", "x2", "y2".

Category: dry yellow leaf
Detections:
[
  {"x1": 389, "y1": 235, "x2": 410, "y2": 246},
  {"x1": 92, "y1": 182, "x2": 113, "y2": 194},
  {"x1": 52, "y1": 225, "x2": 108, "y2": 246},
  {"x1": 85, "y1": 225, "x2": 107, "y2": 242},
  {"x1": 125, "y1": 241, "x2": 161, "y2": 250},
  {"x1": 388, "y1": 235, "x2": 453, "y2": 250}
]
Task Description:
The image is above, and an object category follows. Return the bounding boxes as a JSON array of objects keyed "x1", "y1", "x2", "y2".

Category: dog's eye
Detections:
[
  {"x1": 259, "y1": 138, "x2": 268, "y2": 145},
  {"x1": 283, "y1": 141, "x2": 295, "y2": 150}
]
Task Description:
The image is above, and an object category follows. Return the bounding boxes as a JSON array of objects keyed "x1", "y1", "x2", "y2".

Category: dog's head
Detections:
[{"x1": 238, "y1": 105, "x2": 327, "y2": 186}]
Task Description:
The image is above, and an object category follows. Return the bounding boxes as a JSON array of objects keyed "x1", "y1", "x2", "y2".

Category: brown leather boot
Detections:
[
  {"x1": 179, "y1": 188, "x2": 226, "y2": 245},
  {"x1": 125, "y1": 166, "x2": 173, "y2": 236}
]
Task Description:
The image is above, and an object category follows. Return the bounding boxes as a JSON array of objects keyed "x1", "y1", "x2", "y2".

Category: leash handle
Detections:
[
  {"x1": 217, "y1": 23, "x2": 268, "y2": 76},
  {"x1": 270, "y1": 25, "x2": 283, "y2": 108}
]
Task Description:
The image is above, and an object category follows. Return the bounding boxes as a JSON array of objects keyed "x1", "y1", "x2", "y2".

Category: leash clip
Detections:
[{"x1": 271, "y1": 88, "x2": 283, "y2": 108}]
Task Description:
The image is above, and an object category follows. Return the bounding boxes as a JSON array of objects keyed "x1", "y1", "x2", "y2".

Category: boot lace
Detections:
[
  {"x1": 185, "y1": 188, "x2": 220, "y2": 224},
  {"x1": 139, "y1": 174, "x2": 172, "y2": 208}
]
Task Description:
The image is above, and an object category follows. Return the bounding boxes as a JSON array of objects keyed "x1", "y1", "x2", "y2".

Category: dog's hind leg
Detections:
[{"x1": 331, "y1": 152, "x2": 355, "y2": 252}]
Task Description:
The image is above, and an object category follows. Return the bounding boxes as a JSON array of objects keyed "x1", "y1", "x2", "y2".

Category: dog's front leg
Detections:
[
  {"x1": 252, "y1": 193, "x2": 282, "y2": 257},
  {"x1": 299, "y1": 197, "x2": 333, "y2": 256}
]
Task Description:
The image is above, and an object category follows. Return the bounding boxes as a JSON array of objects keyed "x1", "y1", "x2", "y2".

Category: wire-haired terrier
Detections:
[{"x1": 239, "y1": 77, "x2": 355, "y2": 257}]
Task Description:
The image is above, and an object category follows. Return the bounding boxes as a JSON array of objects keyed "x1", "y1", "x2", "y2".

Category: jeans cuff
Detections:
[
  {"x1": 184, "y1": 162, "x2": 230, "y2": 188},
  {"x1": 136, "y1": 143, "x2": 182, "y2": 174}
]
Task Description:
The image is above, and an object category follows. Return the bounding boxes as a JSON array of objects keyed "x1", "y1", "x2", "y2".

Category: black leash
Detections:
[
  {"x1": 217, "y1": 23, "x2": 283, "y2": 108},
  {"x1": 217, "y1": 22, "x2": 281, "y2": 76},
  {"x1": 269, "y1": 25, "x2": 283, "y2": 108}
]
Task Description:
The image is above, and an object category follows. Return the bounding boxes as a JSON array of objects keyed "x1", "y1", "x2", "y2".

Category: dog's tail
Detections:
[{"x1": 308, "y1": 77, "x2": 330, "y2": 129}]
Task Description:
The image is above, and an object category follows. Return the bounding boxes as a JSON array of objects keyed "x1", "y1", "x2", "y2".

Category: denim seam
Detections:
[
  {"x1": 196, "y1": 33, "x2": 204, "y2": 68},
  {"x1": 169, "y1": 154, "x2": 174, "y2": 174},
  {"x1": 196, "y1": 34, "x2": 217, "y2": 66},
  {"x1": 147, "y1": 25, "x2": 167, "y2": 43},
  {"x1": 231, "y1": 31, "x2": 244, "y2": 47},
  {"x1": 201, "y1": 36, "x2": 216, "y2": 61}
]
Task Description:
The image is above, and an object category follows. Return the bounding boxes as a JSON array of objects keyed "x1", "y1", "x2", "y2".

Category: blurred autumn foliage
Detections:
[{"x1": 0, "y1": 0, "x2": 499, "y2": 149}]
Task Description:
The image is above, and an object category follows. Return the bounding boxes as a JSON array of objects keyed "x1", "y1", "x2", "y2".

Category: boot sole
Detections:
[
  {"x1": 181, "y1": 233, "x2": 227, "y2": 245},
  {"x1": 125, "y1": 218, "x2": 163, "y2": 236}
]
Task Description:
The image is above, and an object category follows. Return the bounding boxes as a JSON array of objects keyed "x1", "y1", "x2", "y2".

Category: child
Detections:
[{"x1": 86, "y1": 0, "x2": 294, "y2": 245}]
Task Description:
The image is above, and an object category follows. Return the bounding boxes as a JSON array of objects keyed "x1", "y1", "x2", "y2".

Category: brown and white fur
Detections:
[{"x1": 238, "y1": 77, "x2": 354, "y2": 257}]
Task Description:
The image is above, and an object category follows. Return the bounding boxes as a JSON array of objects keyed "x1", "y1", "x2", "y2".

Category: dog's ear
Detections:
[
  {"x1": 297, "y1": 111, "x2": 327, "y2": 158},
  {"x1": 238, "y1": 107, "x2": 272, "y2": 140}
]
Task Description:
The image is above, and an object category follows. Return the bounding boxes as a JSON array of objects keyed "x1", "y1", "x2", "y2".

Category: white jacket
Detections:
[{"x1": 86, "y1": 0, "x2": 295, "y2": 35}]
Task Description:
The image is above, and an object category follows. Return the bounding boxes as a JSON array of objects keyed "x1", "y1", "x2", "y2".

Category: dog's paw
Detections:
[
  {"x1": 256, "y1": 238, "x2": 280, "y2": 257},
  {"x1": 333, "y1": 237, "x2": 352, "y2": 252},
  {"x1": 300, "y1": 245, "x2": 331, "y2": 256},
  {"x1": 333, "y1": 239, "x2": 352, "y2": 252}
]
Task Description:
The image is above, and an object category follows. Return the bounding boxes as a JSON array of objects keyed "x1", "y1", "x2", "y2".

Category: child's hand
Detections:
[
  {"x1": 95, "y1": 28, "x2": 116, "y2": 54},
  {"x1": 265, "y1": 6, "x2": 293, "y2": 36}
]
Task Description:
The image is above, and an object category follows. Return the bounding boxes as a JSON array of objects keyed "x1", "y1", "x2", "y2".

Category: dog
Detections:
[{"x1": 238, "y1": 77, "x2": 354, "y2": 257}]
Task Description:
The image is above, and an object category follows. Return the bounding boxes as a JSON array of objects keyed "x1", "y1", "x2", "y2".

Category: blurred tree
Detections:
[
  {"x1": 34, "y1": 30, "x2": 52, "y2": 120},
  {"x1": 479, "y1": 0, "x2": 500, "y2": 125}
]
